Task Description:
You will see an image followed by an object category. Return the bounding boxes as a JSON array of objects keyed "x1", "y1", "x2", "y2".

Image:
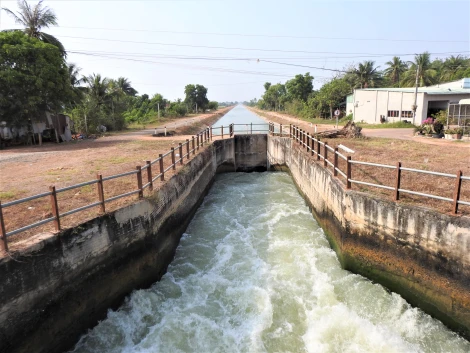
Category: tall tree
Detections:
[
  {"x1": 0, "y1": 31, "x2": 71, "y2": 127},
  {"x1": 384, "y1": 57, "x2": 407, "y2": 87},
  {"x1": 441, "y1": 55, "x2": 469, "y2": 82},
  {"x1": 349, "y1": 61, "x2": 383, "y2": 89},
  {"x1": 285, "y1": 72, "x2": 314, "y2": 102},
  {"x1": 2, "y1": 0, "x2": 65, "y2": 55},
  {"x1": 402, "y1": 52, "x2": 437, "y2": 87}
]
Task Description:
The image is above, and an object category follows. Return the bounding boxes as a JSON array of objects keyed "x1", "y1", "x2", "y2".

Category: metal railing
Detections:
[
  {"x1": 285, "y1": 124, "x2": 468, "y2": 217},
  {"x1": 0, "y1": 123, "x2": 272, "y2": 252}
]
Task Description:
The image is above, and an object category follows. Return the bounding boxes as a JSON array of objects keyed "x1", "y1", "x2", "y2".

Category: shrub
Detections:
[{"x1": 433, "y1": 120, "x2": 444, "y2": 134}]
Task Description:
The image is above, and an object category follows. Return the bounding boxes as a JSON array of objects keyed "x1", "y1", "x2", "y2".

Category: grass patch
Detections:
[
  {"x1": 0, "y1": 191, "x2": 17, "y2": 200},
  {"x1": 357, "y1": 121, "x2": 417, "y2": 129}
]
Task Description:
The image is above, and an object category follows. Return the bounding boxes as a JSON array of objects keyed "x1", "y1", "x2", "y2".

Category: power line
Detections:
[
  {"x1": 259, "y1": 59, "x2": 347, "y2": 73},
  {"x1": 59, "y1": 35, "x2": 470, "y2": 56},
  {"x1": 56, "y1": 25, "x2": 469, "y2": 44}
]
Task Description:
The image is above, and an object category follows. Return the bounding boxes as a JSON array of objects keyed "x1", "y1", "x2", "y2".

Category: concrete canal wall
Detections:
[
  {"x1": 0, "y1": 135, "x2": 266, "y2": 353},
  {"x1": 267, "y1": 135, "x2": 470, "y2": 337}
]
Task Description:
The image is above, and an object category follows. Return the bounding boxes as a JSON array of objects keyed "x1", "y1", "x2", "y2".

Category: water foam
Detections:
[{"x1": 71, "y1": 173, "x2": 470, "y2": 353}]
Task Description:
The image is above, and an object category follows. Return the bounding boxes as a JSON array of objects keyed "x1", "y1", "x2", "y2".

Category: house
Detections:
[{"x1": 346, "y1": 78, "x2": 470, "y2": 125}]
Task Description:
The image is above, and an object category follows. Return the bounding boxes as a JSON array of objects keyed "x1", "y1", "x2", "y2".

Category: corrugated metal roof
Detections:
[{"x1": 359, "y1": 87, "x2": 470, "y2": 95}]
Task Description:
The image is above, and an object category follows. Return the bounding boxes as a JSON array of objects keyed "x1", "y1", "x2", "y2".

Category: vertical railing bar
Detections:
[
  {"x1": 324, "y1": 142, "x2": 328, "y2": 167},
  {"x1": 179, "y1": 143, "x2": 183, "y2": 165},
  {"x1": 97, "y1": 174, "x2": 106, "y2": 213},
  {"x1": 49, "y1": 186, "x2": 60, "y2": 232},
  {"x1": 334, "y1": 148, "x2": 339, "y2": 176},
  {"x1": 171, "y1": 148, "x2": 176, "y2": 170},
  {"x1": 0, "y1": 202, "x2": 8, "y2": 252},
  {"x1": 347, "y1": 157, "x2": 352, "y2": 189},
  {"x1": 192, "y1": 136, "x2": 195, "y2": 155},
  {"x1": 159, "y1": 154, "x2": 165, "y2": 181},
  {"x1": 146, "y1": 161, "x2": 153, "y2": 192},
  {"x1": 136, "y1": 166, "x2": 143, "y2": 199},
  {"x1": 394, "y1": 162, "x2": 401, "y2": 201},
  {"x1": 453, "y1": 170, "x2": 463, "y2": 214},
  {"x1": 186, "y1": 139, "x2": 190, "y2": 161}
]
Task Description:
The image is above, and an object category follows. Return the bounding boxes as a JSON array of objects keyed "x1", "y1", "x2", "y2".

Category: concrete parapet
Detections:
[{"x1": 268, "y1": 135, "x2": 470, "y2": 337}]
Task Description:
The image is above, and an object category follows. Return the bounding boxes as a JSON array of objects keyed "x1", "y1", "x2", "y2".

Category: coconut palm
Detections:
[
  {"x1": 384, "y1": 57, "x2": 408, "y2": 87},
  {"x1": 349, "y1": 61, "x2": 383, "y2": 89},
  {"x1": 441, "y1": 55, "x2": 469, "y2": 82},
  {"x1": 2, "y1": 0, "x2": 65, "y2": 55},
  {"x1": 112, "y1": 77, "x2": 138, "y2": 97},
  {"x1": 84, "y1": 74, "x2": 110, "y2": 106},
  {"x1": 402, "y1": 52, "x2": 437, "y2": 87}
]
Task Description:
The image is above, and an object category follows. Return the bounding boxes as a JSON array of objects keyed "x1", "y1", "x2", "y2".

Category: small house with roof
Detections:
[{"x1": 346, "y1": 78, "x2": 470, "y2": 125}]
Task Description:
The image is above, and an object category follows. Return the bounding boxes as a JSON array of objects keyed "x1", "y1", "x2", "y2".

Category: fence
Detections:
[
  {"x1": 285, "y1": 124, "x2": 469, "y2": 217},
  {"x1": 0, "y1": 123, "x2": 273, "y2": 252}
]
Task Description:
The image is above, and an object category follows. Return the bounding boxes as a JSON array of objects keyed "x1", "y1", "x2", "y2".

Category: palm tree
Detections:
[
  {"x1": 2, "y1": 0, "x2": 65, "y2": 55},
  {"x1": 384, "y1": 57, "x2": 408, "y2": 87},
  {"x1": 84, "y1": 74, "x2": 110, "y2": 106},
  {"x1": 67, "y1": 63, "x2": 86, "y2": 107},
  {"x1": 113, "y1": 77, "x2": 138, "y2": 97},
  {"x1": 349, "y1": 61, "x2": 383, "y2": 89},
  {"x1": 402, "y1": 52, "x2": 437, "y2": 87},
  {"x1": 441, "y1": 55, "x2": 469, "y2": 82}
]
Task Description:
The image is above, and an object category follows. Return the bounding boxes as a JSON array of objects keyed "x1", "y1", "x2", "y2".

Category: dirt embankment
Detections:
[{"x1": 0, "y1": 107, "x2": 234, "y2": 248}]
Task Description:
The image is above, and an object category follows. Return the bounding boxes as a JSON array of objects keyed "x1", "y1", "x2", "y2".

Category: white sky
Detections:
[{"x1": 1, "y1": 0, "x2": 469, "y2": 102}]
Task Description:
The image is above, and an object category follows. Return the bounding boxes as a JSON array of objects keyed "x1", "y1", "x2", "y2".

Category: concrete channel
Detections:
[{"x1": 1, "y1": 134, "x2": 470, "y2": 352}]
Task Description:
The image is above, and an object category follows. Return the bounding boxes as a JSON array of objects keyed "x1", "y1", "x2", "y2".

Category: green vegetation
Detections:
[
  {"x1": 1, "y1": 1, "x2": 216, "y2": 134},
  {"x1": 245, "y1": 52, "x2": 470, "y2": 124},
  {"x1": 357, "y1": 121, "x2": 416, "y2": 129}
]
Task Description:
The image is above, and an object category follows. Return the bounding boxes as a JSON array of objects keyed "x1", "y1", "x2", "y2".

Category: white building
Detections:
[{"x1": 346, "y1": 78, "x2": 470, "y2": 125}]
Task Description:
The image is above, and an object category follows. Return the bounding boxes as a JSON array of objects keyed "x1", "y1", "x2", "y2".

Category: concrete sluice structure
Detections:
[{"x1": 1, "y1": 134, "x2": 470, "y2": 352}]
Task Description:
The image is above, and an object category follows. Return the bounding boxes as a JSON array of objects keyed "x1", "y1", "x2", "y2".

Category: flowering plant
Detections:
[{"x1": 422, "y1": 117, "x2": 434, "y2": 125}]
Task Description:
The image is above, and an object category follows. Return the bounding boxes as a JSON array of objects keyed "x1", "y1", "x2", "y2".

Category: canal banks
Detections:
[
  {"x1": 0, "y1": 135, "x2": 266, "y2": 353},
  {"x1": 267, "y1": 135, "x2": 470, "y2": 338}
]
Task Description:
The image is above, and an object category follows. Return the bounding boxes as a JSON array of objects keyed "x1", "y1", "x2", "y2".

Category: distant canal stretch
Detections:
[
  {"x1": 71, "y1": 173, "x2": 469, "y2": 353},
  {"x1": 214, "y1": 105, "x2": 268, "y2": 134}
]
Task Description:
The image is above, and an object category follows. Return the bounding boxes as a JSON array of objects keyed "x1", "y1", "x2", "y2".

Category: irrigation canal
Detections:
[{"x1": 71, "y1": 107, "x2": 469, "y2": 352}]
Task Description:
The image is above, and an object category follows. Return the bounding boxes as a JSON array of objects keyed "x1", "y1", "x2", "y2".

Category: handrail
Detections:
[{"x1": 1, "y1": 121, "x2": 468, "y2": 250}]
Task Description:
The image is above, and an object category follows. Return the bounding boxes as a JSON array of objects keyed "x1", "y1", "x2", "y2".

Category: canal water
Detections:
[
  {"x1": 213, "y1": 105, "x2": 269, "y2": 134},
  {"x1": 71, "y1": 173, "x2": 470, "y2": 353}
]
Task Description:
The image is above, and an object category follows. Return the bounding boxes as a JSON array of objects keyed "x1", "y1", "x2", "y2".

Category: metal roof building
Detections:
[{"x1": 346, "y1": 78, "x2": 470, "y2": 125}]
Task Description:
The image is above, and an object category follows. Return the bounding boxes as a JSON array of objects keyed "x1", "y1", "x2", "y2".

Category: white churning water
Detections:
[{"x1": 71, "y1": 173, "x2": 470, "y2": 353}]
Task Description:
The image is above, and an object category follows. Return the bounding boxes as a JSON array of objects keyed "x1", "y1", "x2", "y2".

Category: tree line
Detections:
[
  {"x1": 246, "y1": 54, "x2": 470, "y2": 119},
  {"x1": 0, "y1": 0, "x2": 218, "y2": 134}
]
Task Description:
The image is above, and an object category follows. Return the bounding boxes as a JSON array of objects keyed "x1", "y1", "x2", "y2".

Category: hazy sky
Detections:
[{"x1": 1, "y1": 0, "x2": 469, "y2": 102}]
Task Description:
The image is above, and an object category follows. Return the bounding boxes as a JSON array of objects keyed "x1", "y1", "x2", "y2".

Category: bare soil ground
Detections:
[
  {"x1": 0, "y1": 108, "x2": 232, "y2": 248},
  {"x1": 250, "y1": 108, "x2": 470, "y2": 216}
]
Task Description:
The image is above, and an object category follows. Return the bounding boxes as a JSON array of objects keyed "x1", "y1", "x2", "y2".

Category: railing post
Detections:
[
  {"x1": 0, "y1": 201, "x2": 8, "y2": 253},
  {"x1": 179, "y1": 143, "x2": 183, "y2": 165},
  {"x1": 201, "y1": 132, "x2": 204, "y2": 147},
  {"x1": 159, "y1": 154, "x2": 165, "y2": 181},
  {"x1": 280, "y1": 124, "x2": 283, "y2": 137},
  {"x1": 146, "y1": 161, "x2": 153, "y2": 192},
  {"x1": 311, "y1": 137, "x2": 315, "y2": 156},
  {"x1": 289, "y1": 124, "x2": 292, "y2": 138},
  {"x1": 136, "y1": 166, "x2": 143, "y2": 199},
  {"x1": 210, "y1": 127, "x2": 213, "y2": 141},
  {"x1": 394, "y1": 162, "x2": 401, "y2": 201},
  {"x1": 49, "y1": 186, "x2": 60, "y2": 232},
  {"x1": 317, "y1": 140, "x2": 321, "y2": 161},
  {"x1": 186, "y1": 139, "x2": 190, "y2": 161},
  {"x1": 221, "y1": 126, "x2": 224, "y2": 139},
  {"x1": 197, "y1": 135, "x2": 200, "y2": 151},
  {"x1": 453, "y1": 170, "x2": 463, "y2": 214},
  {"x1": 306, "y1": 133, "x2": 310, "y2": 151},
  {"x1": 334, "y1": 148, "x2": 339, "y2": 176},
  {"x1": 192, "y1": 136, "x2": 195, "y2": 155},
  {"x1": 324, "y1": 142, "x2": 328, "y2": 167},
  {"x1": 346, "y1": 157, "x2": 352, "y2": 189},
  {"x1": 171, "y1": 147, "x2": 176, "y2": 170},
  {"x1": 96, "y1": 174, "x2": 106, "y2": 213}
]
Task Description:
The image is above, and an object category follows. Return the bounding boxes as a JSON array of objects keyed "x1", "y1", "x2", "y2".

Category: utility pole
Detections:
[
  {"x1": 157, "y1": 103, "x2": 160, "y2": 120},
  {"x1": 412, "y1": 64, "x2": 420, "y2": 125}
]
